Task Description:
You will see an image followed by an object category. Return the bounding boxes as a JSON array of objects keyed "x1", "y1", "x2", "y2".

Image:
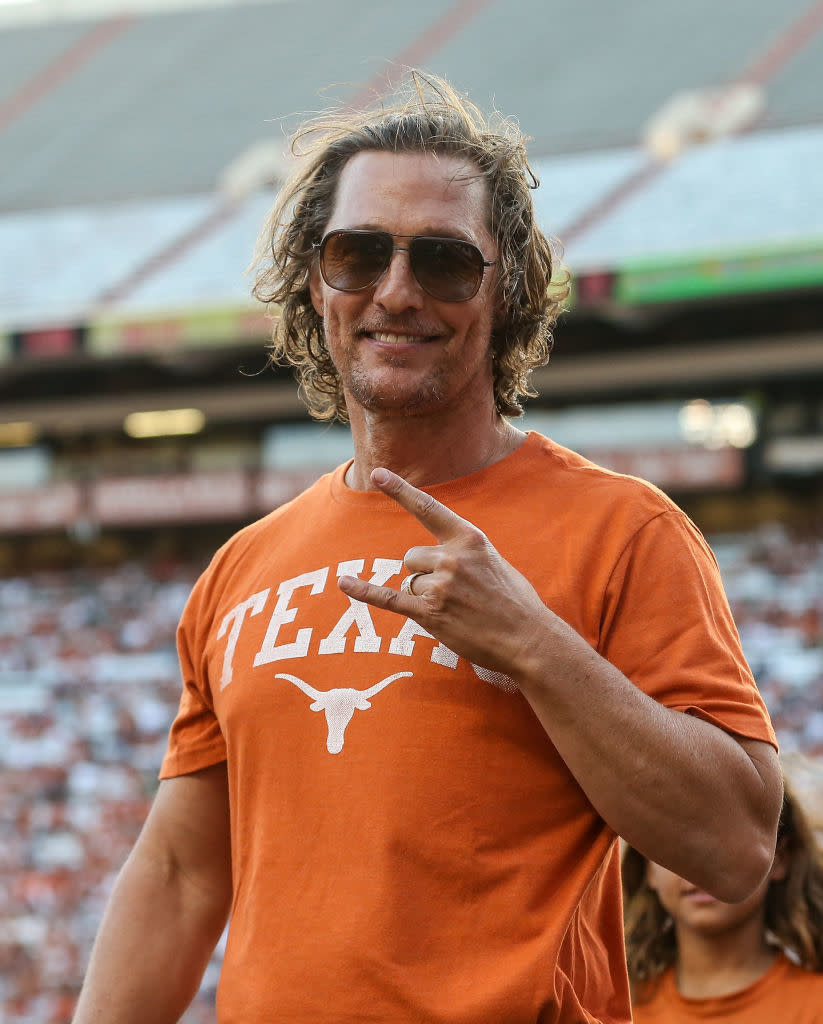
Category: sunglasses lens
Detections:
[
  {"x1": 411, "y1": 237, "x2": 484, "y2": 301},
  {"x1": 321, "y1": 231, "x2": 391, "y2": 291},
  {"x1": 319, "y1": 231, "x2": 488, "y2": 301}
]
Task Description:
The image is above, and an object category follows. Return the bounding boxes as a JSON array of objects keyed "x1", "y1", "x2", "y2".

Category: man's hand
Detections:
[
  {"x1": 337, "y1": 467, "x2": 549, "y2": 680},
  {"x1": 337, "y1": 471, "x2": 781, "y2": 902}
]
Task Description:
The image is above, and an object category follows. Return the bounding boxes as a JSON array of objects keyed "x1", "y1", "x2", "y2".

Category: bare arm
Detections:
[
  {"x1": 339, "y1": 469, "x2": 782, "y2": 902},
  {"x1": 72, "y1": 762, "x2": 232, "y2": 1024},
  {"x1": 513, "y1": 614, "x2": 781, "y2": 901}
]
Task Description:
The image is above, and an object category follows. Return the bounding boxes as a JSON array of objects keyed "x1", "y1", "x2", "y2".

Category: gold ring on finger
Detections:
[{"x1": 400, "y1": 571, "x2": 427, "y2": 596}]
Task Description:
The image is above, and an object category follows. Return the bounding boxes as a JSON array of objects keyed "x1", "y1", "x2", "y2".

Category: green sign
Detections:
[
  {"x1": 615, "y1": 241, "x2": 823, "y2": 305},
  {"x1": 88, "y1": 304, "x2": 270, "y2": 355}
]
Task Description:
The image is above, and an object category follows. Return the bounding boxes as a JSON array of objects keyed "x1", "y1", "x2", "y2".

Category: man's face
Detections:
[{"x1": 309, "y1": 150, "x2": 499, "y2": 419}]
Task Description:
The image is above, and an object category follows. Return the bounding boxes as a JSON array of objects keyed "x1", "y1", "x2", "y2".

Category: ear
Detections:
[
  {"x1": 489, "y1": 267, "x2": 506, "y2": 329},
  {"x1": 309, "y1": 261, "x2": 324, "y2": 318},
  {"x1": 491, "y1": 301, "x2": 504, "y2": 331}
]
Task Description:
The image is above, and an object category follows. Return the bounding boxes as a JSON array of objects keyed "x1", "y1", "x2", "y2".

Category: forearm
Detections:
[
  {"x1": 514, "y1": 611, "x2": 781, "y2": 902},
  {"x1": 340, "y1": 470, "x2": 781, "y2": 897},
  {"x1": 73, "y1": 842, "x2": 229, "y2": 1024}
]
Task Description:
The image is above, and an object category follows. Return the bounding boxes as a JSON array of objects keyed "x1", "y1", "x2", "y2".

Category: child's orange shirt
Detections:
[{"x1": 633, "y1": 953, "x2": 823, "y2": 1022}]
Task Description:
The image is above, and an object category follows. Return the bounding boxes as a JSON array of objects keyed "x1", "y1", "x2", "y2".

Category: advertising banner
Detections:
[
  {"x1": 614, "y1": 240, "x2": 823, "y2": 306},
  {"x1": 87, "y1": 305, "x2": 270, "y2": 356},
  {"x1": 91, "y1": 470, "x2": 252, "y2": 525},
  {"x1": 0, "y1": 483, "x2": 81, "y2": 532}
]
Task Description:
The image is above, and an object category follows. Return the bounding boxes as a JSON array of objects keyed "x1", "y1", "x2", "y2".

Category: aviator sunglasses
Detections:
[{"x1": 315, "y1": 229, "x2": 497, "y2": 303}]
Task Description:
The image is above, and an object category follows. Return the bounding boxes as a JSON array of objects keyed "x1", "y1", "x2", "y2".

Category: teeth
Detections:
[{"x1": 372, "y1": 332, "x2": 426, "y2": 344}]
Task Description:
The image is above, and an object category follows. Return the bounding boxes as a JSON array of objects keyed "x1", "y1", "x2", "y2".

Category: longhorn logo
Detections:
[{"x1": 275, "y1": 671, "x2": 413, "y2": 754}]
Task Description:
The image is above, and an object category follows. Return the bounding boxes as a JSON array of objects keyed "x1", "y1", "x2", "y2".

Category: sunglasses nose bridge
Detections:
[
  {"x1": 385, "y1": 241, "x2": 410, "y2": 265},
  {"x1": 371, "y1": 242, "x2": 426, "y2": 307}
]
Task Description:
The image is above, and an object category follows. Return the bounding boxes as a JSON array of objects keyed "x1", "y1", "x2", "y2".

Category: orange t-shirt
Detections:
[
  {"x1": 161, "y1": 432, "x2": 776, "y2": 1024},
  {"x1": 632, "y1": 954, "x2": 823, "y2": 1022}
]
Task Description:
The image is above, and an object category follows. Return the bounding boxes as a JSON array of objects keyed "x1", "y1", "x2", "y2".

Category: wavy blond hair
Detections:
[{"x1": 251, "y1": 70, "x2": 569, "y2": 422}]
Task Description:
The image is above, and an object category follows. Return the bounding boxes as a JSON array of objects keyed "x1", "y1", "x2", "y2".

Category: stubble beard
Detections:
[{"x1": 341, "y1": 350, "x2": 447, "y2": 414}]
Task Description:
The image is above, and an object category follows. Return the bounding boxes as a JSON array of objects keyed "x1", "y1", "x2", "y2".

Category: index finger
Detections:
[{"x1": 371, "y1": 467, "x2": 475, "y2": 541}]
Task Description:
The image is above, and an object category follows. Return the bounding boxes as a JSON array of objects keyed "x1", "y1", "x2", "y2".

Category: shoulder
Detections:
[
  {"x1": 181, "y1": 469, "x2": 337, "y2": 619},
  {"x1": 214, "y1": 469, "x2": 336, "y2": 565},
  {"x1": 775, "y1": 953, "x2": 823, "y2": 989},
  {"x1": 521, "y1": 431, "x2": 701, "y2": 550},
  {"x1": 525, "y1": 431, "x2": 680, "y2": 512}
]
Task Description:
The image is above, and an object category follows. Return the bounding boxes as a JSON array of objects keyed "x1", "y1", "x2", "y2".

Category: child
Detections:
[{"x1": 622, "y1": 781, "x2": 823, "y2": 1022}]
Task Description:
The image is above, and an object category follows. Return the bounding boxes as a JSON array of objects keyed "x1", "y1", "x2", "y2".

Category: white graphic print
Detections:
[
  {"x1": 214, "y1": 561, "x2": 517, "y2": 696},
  {"x1": 275, "y1": 671, "x2": 413, "y2": 754},
  {"x1": 217, "y1": 589, "x2": 269, "y2": 689}
]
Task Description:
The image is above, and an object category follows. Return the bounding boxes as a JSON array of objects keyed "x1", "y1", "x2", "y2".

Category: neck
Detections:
[
  {"x1": 344, "y1": 403, "x2": 526, "y2": 490},
  {"x1": 674, "y1": 919, "x2": 778, "y2": 999}
]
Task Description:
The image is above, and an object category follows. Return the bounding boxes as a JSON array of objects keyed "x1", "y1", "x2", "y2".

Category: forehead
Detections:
[{"x1": 327, "y1": 150, "x2": 492, "y2": 242}]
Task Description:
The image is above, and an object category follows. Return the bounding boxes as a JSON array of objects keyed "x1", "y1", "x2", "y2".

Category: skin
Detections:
[
  {"x1": 72, "y1": 148, "x2": 782, "y2": 1022},
  {"x1": 319, "y1": 151, "x2": 781, "y2": 898},
  {"x1": 72, "y1": 763, "x2": 231, "y2": 1024},
  {"x1": 308, "y1": 150, "x2": 525, "y2": 489},
  {"x1": 646, "y1": 854, "x2": 787, "y2": 998}
]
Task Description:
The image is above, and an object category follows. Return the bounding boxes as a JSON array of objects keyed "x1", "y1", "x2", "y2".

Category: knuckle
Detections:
[
  {"x1": 403, "y1": 546, "x2": 423, "y2": 568},
  {"x1": 423, "y1": 584, "x2": 449, "y2": 615},
  {"x1": 438, "y1": 551, "x2": 459, "y2": 577},
  {"x1": 382, "y1": 587, "x2": 403, "y2": 611},
  {"x1": 416, "y1": 492, "x2": 439, "y2": 519},
  {"x1": 464, "y1": 527, "x2": 488, "y2": 552}
]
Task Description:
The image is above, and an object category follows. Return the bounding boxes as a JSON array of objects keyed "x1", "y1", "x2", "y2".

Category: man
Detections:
[{"x1": 73, "y1": 73, "x2": 781, "y2": 1024}]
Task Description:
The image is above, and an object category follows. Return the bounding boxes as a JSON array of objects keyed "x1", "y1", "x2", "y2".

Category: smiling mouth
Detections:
[{"x1": 371, "y1": 331, "x2": 433, "y2": 344}]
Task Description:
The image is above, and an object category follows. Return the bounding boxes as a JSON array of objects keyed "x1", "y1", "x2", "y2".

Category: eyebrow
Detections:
[{"x1": 334, "y1": 224, "x2": 481, "y2": 243}]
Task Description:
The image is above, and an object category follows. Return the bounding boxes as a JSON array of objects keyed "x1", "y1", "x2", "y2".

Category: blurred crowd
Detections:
[
  {"x1": 0, "y1": 522, "x2": 821, "y2": 1022},
  {"x1": 713, "y1": 524, "x2": 823, "y2": 765},
  {"x1": 0, "y1": 557, "x2": 218, "y2": 1023}
]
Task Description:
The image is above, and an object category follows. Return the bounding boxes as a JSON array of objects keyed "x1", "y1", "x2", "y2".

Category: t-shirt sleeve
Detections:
[
  {"x1": 159, "y1": 568, "x2": 227, "y2": 779},
  {"x1": 599, "y1": 509, "x2": 777, "y2": 748}
]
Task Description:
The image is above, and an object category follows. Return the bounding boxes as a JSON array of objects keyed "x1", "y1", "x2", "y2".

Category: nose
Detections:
[{"x1": 371, "y1": 246, "x2": 426, "y2": 312}]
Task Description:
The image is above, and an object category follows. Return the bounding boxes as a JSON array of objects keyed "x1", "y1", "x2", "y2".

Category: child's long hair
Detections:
[{"x1": 622, "y1": 780, "x2": 823, "y2": 1003}]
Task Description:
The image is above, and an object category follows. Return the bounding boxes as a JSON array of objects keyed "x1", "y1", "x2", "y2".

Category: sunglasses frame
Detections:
[{"x1": 314, "y1": 229, "x2": 497, "y2": 303}]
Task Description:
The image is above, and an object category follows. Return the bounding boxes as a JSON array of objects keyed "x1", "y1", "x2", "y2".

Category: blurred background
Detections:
[{"x1": 1, "y1": 0, "x2": 822, "y2": 1019}]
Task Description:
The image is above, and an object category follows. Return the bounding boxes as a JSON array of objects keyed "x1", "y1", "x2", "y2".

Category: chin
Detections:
[{"x1": 347, "y1": 371, "x2": 445, "y2": 413}]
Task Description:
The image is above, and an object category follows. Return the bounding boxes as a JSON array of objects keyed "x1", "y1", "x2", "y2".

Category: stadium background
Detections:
[{"x1": 1, "y1": 0, "x2": 822, "y2": 1019}]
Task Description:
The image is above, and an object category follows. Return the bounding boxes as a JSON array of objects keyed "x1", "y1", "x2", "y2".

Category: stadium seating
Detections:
[{"x1": 0, "y1": 524, "x2": 821, "y2": 1021}]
